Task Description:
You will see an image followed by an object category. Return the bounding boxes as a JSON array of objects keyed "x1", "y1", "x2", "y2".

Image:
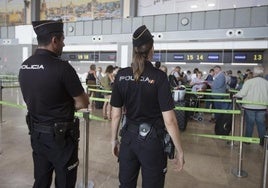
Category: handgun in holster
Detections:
[{"x1": 163, "y1": 132, "x2": 175, "y2": 159}]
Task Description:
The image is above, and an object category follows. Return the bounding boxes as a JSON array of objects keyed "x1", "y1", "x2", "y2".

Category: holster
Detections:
[
  {"x1": 138, "y1": 123, "x2": 152, "y2": 141},
  {"x1": 163, "y1": 132, "x2": 175, "y2": 159}
]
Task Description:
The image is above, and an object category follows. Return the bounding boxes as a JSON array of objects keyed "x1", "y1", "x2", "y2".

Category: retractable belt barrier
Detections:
[{"x1": 0, "y1": 101, "x2": 106, "y2": 122}]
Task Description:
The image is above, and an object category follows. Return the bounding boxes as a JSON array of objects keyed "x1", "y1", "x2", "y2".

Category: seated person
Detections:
[{"x1": 190, "y1": 71, "x2": 207, "y2": 92}]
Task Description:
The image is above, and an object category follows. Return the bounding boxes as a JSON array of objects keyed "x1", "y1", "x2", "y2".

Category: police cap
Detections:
[
  {"x1": 32, "y1": 20, "x2": 63, "y2": 36},
  {"x1": 132, "y1": 25, "x2": 153, "y2": 47}
]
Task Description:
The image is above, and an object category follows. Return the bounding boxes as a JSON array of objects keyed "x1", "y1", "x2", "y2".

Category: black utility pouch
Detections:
[
  {"x1": 69, "y1": 118, "x2": 80, "y2": 141},
  {"x1": 163, "y1": 132, "x2": 175, "y2": 159},
  {"x1": 54, "y1": 123, "x2": 68, "y2": 148},
  {"x1": 138, "y1": 123, "x2": 152, "y2": 140}
]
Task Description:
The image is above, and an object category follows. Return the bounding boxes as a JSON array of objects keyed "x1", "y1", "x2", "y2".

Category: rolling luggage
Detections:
[
  {"x1": 215, "y1": 114, "x2": 232, "y2": 135},
  {"x1": 94, "y1": 91, "x2": 104, "y2": 109}
]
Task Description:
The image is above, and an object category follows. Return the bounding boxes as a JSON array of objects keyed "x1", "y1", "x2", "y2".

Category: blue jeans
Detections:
[
  {"x1": 213, "y1": 101, "x2": 230, "y2": 120},
  {"x1": 244, "y1": 109, "x2": 267, "y2": 139}
]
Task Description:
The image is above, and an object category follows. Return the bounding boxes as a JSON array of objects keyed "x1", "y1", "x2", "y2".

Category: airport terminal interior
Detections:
[{"x1": 0, "y1": 0, "x2": 268, "y2": 188}]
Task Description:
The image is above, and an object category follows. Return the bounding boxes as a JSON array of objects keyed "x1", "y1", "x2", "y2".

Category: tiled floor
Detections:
[{"x1": 0, "y1": 88, "x2": 265, "y2": 188}]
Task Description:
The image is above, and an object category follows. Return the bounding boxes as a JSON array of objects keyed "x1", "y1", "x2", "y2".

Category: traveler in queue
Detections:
[
  {"x1": 210, "y1": 65, "x2": 228, "y2": 121},
  {"x1": 234, "y1": 66, "x2": 268, "y2": 146},
  {"x1": 19, "y1": 20, "x2": 89, "y2": 188},
  {"x1": 110, "y1": 25, "x2": 184, "y2": 188}
]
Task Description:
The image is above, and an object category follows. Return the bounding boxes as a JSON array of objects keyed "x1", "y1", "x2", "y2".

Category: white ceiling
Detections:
[{"x1": 138, "y1": 0, "x2": 268, "y2": 16}]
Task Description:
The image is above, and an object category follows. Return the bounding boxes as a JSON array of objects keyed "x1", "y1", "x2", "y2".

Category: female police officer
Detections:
[{"x1": 110, "y1": 25, "x2": 184, "y2": 188}]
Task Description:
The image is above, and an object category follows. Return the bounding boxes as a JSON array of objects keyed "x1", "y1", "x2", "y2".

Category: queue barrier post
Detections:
[
  {"x1": 230, "y1": 97, "x2": 236, "y2": 147},
  {"x1": 232, "y1": 108, "x2": 248, "y2": 177},
  {"x1": 0, "y1": 79, "x2": 2, "y2": 155},
  {"x1": 0, "y1": 79, "x2": 3, "y2": 123},
  {"x1": 261, "y1": 135, "x2": 268, "y2": 188},
  {"x1": 79, "y1": 110, "x2": 94, "y2": 188}
]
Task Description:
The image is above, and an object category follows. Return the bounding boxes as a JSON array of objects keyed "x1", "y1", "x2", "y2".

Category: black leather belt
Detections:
[
  {"x1": 126, "y1": 123, "x2": 139, "y2": 134},
  {"x1": 32, "y1": 123, "x2": 54, "y2": 134},
  {"x1": 32, "y1": 122, "x2": 75, "y2": 134}
]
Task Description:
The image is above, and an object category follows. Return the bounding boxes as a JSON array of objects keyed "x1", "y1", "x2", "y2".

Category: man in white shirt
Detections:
[{"x1": 234, "y1": 66, "x2": 268, "y2": 146}]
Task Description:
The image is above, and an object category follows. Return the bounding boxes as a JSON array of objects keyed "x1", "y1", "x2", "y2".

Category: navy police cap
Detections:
[
  {"x1": 132, "y1": 25, "x2": 153, "y2": 47},
  {"x1": 32, "y1": 20, "x2": 63, "y2": 36}
]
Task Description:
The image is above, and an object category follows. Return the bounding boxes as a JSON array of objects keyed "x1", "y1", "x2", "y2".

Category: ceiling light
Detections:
[
  {"x1": 208, "y1": 3, "x2": 215, "y2": 7},
  {"x1": 200, "y1": 62, "x2": 224, "y2": 65},
  {"x1": 190, "y1": 5, "x2": 198, "y2": 9},
  {"x1": 231, "y1": 63, "x2": 258, "y2": 66},
  {"x1": 165, "y1": 62, "x2": 187, "y2": 65}
]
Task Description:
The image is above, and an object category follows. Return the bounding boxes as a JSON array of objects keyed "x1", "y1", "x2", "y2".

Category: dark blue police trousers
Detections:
[
  {"x1": 30, "y1": 131, "x2": 79, "y2": 188},
  {"x1": 119, "y1": 128, "x2": 167, "y2": 188}
]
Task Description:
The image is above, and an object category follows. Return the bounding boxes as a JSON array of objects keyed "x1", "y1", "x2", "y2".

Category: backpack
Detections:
[
  {"x1": 229, "y1": 76, "x2": 237, "y2": 89},
  {"x1": 168, "y1": 74, "x2": 179, "y2": 88}
]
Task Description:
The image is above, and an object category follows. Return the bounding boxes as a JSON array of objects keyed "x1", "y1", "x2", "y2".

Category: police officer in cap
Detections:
[
  {"x1": 110, "y1": 25, "x2": 184, "y2": 188},
  {"x1": 19, "y1": 20, "x2": 89, "y2": 188}
]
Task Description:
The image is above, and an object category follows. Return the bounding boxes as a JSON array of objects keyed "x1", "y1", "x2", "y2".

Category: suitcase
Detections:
[
  {"x1": 94, "y1": 91, "x2": 104, "y2": 109},
  {"x1": 174, "y1": 101, "x2": 188, "y2": 131},
  {"x1": 215, "y1": 114, "x2": 232, "y2": 135}
]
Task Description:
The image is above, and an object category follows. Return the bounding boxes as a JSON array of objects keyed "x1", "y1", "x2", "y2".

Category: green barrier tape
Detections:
[
  {"x1": 0, "y1": 101, "x2": 26, "y2": 109},
  {"x1": 190, "y1": 133, "x2": 260, "y2": 144},
  {"x1": 0, "y1": 101, "x2": 106, "y2": 122},
  {"x1": 87, "y1": 88, "x2": 112, "y2": 93},
  {"x1": 200, "y1": 99, "x2": 232, "y2": 103},
  {"x1": 89, "y1": 97, "x2": 109, "y2": 102},
  {"x1": 2, "y1": 85, "x2": 20, "y2": 89},
  {"x1": 74, "y1": 112, "x2": 107, "y2": 122},
  {"x1": 0, "y1": 75, "x2": 18, "y2": 78},
  {"x1": 236, "y1": 100, "x2": 268, "y2": 106},
  {"x1": 229, "y1": 89, "x2": 239, "y2": 93},
  {"x1": 0, "y1": 101, "x2": 260, "y2": 143},
  {"x1": 0, "y1": 79, "x2": 18, "y2": 82},
  {"x1": 185, "y1": 91, "x2": 230, "y2": 96},
  {"x1": 174, "y1": 106, "x2": 241, "y2": 114}
]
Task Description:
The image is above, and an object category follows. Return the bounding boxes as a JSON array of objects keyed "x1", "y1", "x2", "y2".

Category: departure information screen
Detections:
[
  {"x1": 61, "y1": 51, "x2": 117, "y2": 62},
  {"x1": 62, "y1": 50, "x2": 263, "y2": 64},
  {"x1": 164, "y1": 50, "x2": 263, "y2": 63}
]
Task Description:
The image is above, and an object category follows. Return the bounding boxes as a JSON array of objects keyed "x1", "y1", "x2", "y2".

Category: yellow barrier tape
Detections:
[
  {"x1": 185, "y1": 91, "x2": 230, "y2": 96},
  {"x1": 0, "y1": 101, "x2": 106, "y2": 122},
  {"x1": 236, "y1": 100, "x2": 268, "y2": 106},
  {"x1": 174, "y1": 106, "x2": 241, "y2": 114},
  {"x1": 90, "y1": 97, "x2": 109, "y2": 102},
  {"x1": 87, "y1": 88, "x2": 112, "y2": 93},
  {"x1": 200, "y1": 99, "x2": 232, "y2": 102},
  {"x1": 190, "y1": 133, "x2": 260, "y2": 144}
]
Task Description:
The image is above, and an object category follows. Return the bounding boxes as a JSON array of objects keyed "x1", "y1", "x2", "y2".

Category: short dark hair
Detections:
[
  {"x1": 213, "y1": 65, "x2": 221, "y2": 70},
  {"x1": 37, "y1": 32, "x2": 63, "y2": 46}
]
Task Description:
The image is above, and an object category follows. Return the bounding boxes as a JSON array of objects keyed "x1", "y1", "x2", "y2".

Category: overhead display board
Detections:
[
  {"x1": 62, "y1": 51, "x2": 117, "y2": 62},
  {"x1": 153, "y1": 50, "x2": 263, "y2": 64}
]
